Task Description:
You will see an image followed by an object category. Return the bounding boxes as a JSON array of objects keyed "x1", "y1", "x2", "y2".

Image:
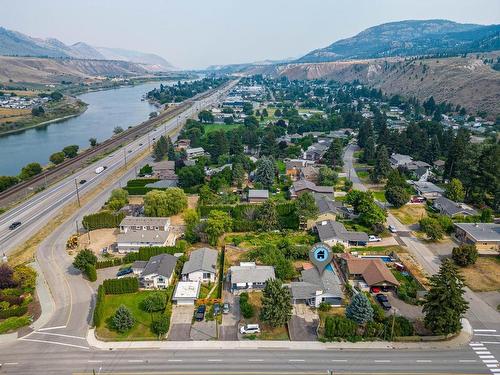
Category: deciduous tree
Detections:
[
  {"x1": 144, "y1": 188, "x2": 188, "y2": 217},
  {"x1": 452, "y1": 244, "x2": 478, "y2": 267},
  {"x1": 260, "y1": 279, "x2": 292, "y2": 328}
]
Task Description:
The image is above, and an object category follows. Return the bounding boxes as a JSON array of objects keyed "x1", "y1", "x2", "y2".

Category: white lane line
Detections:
[
  {"x1": 128, "y1": 360, "x2": 144, "y2": 363},
  {"x1": 487, "y1": 364, "x2": 500, "y2": 368},
  {"x1": 167, "y1": 359, "x2": 183, "y2": 362},
  {"x1": 207, "y1": 359, "x2": 223, "y2": 362},
  {"x1": 481, "y1": 356, "x2": 496, "y2": 359},
  {"x1": 374, "y1": 360, "x2": 391, "y2": 363},
  {"x1": 289, "y1": 359, "x2": 305, "y2": 362},
  {"x1": 331, "y1": 360, "x2": 348, "y2": 362},
  {"x1": 483, "y1": 342, "x2": 500, "y2": 345},
  {"x1": 3, "y1": 362, "x2": 19, "y2": 365},
  {"x1": 37, "y1": 325, "x2": 67, "y2": 331},
  {"x1": 478, "y1": 351, "x2": 493, "y2": 354},
  {"x1": 470, "y1": 343, "x2": 485, "y2": 346},
  {"x1": 490, "y1": 369, "x2": 500, "y2": 373},
  {"x1": 34, "y1": 331, "x2": 86, "y2": 340},
  {"x1": 459, "y1": 360, "x2": 477, "y2": 363},
  {"x1": 475, "y1": 334, "x2": 500, "y2": 337},
  {"x1": 473, "y1": 347, "x2": 487, "y2": 350},
  {"x1": 248, "y1": 359, "x2": 264, "y2": 362},
  {"x1": 416, "y1": 360, "x2": 432, "y2": 363},
  {"x1": 19, "y1": 338, "x2": 89, "y2": 350},
  {"x1": 483, "y1": 360, "x2": 499, "y2": 364},
  {"x1": 475, "y1": 329, "x2": 497, "y2": 332},
  {"x1": 87, "y1": 360, "x2": 103, "y2": 363}
]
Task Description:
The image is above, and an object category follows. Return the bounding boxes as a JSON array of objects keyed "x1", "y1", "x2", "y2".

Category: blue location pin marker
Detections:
[{"x1": 309, "y1": 243, "x2": 333, "y2": 275}]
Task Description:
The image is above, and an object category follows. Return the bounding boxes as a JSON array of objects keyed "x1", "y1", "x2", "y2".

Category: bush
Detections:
[
  {"x1": 85, "y1": 263, "x2": 97, "y2": 282},
  {"x1": 112, "y1": 305, "x2": 135, "y2": 333},
  {"x1": 96, "y1": 258, "x2": 124, "y2": 269},
  {"x1": 324, "y1": 315, "x2": 358, "y2": 340},
  {"x1": 239, "y1": 292, "x2": 254, "y2": 319},
  {"x1": 103, "y1": 277, "x2": 139, "y2": 294},
  {"x1": 0, "y1": 305, "x2": 28, "y2": 319},
  {"x1": 318, "y1": 302, "x2": 331, "y2": 312},
  {"x1": 73, "y1": 249, "x2": 97, "y2": 271},
  {"x1": 387, "y1": 316, "x2": 414, "y2": 338},
  {"x1": 452, "y1": 244, "x2": 478, "y2": 267},
  {"x1": 82, "y1": 211, "x2": 125, "y2": 230},
  {"x1": 151, "y1": 315, "x2": 170, "y2": 337},
  {"x1": 93, "y1": 285, "x2": 105, "y2": 327}
]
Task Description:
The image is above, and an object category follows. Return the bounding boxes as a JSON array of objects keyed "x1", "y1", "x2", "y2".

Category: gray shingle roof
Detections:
[
  {"x1": 291, "y1": 267, "x2": 344, "y2": 300},
  {"x1": 142, "y1": 254, "x2": 178, "y2": 278},
  {"x1": 248, "y1": 189, "x2": 269, "y2": 199},
  {"x1": 182, "y1": 247, "x2": 218, "y2": 275},
  {"x1": 229, "y1": 264, "x2": 275, "y2": 284},
  {"x1": 120, "y1": 216, "x2": 170, "y2": 228},
  {"x1": 434, "y1": 196, "x2": 478, "y2": 217},
  {"x1": 117, "y1": 230, "x2": 169, "y2": 244},
  {"x1": 293, "y1": 180, "x2": 333, "y2": 194},
  {"x1": 316, "y1": 220, "x2": 369, "y2": 242},
  {"x1": 314, "y1": 193, "x2": 344, "y2": 215},
  {"x1": 454, "y1": 223, "x2": 500, "y2": 242}
]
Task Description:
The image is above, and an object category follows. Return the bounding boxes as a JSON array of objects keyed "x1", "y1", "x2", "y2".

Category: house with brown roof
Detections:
[
  {"x1": 339, "y1": 254, "x2": 400, "y2": 291},
  {"x1": 290, "y1": 180, "x2": 333, "y2": 199},
  {"x1": 300, "y1": 165, "x2": 319, "y2": 183}
]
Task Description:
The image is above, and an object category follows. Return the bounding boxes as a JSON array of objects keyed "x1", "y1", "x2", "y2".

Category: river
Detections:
[{"x1": 0, "y1": 81, "x2": 169, "y2": 176}]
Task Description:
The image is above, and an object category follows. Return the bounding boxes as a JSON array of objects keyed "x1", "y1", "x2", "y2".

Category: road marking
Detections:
[
  {"x1": 416, "y1": 360, "x2": 432, "y2": 363},
  {"x1": 483, "y1": 342, "x2": 500, "y2": 345},
  {"x1": 481, "y1": 356, "x2": 496, "y2": 359},
  {"x1": 34, "y1": 331, "x2": 86, "y2": 340},
  {"x1": 484, "y1": 360, "x2": 499, "y2": 364},
  {"x1": 473, "y1": 347, "x2": 486, "y2": 350},
  {"x1": 3, "y1": 362, "x2": 19, "y2": 365},
  {"x1": 37, "y1": 325, "x2": 67, "y2": 331},
  {"x1": 487, "y1": 364, "x2": 500, "y2": 368},
  {"x1": 374, "y1": 360, "x2": 391, "y2": 363},
  {"x1": 470, "y1": 343, "x2": 485, "y2": 346},
  {"x1": 207, "y1": 359, "x2": 222, "y2": 362},
  {"x1": 475, "y1": 329, "x2": 497, "y2": 332},
  {"x1": 19, "y1": 338, "x2": 89, "y2": 350},
  {"x1": 167, "y1": 359, "x2": 183, "y2": 362},
  {"x1": 128, "y1": 360, "x2": 144, "y2": 363},
  {"x1": 248, "y1": 359, "x2": 264, "y2": 362},
  {"x1": 87, "y1": 360, "x2": 103, "y2": 363},
  {"x1": 289, "y1": 359, "x2": 305, "y2": 362},
  {"x1": 475, "y1": 334, "x2": 500, "y2": 337},
  {"x1": 459, "y1": 360, "x2": 478, "y2": 363},
  {"x1": 331, "y1": 359, "x2": 348, "y2": 362},
  {"x1": 490, "y1": 369, "x2": 500, "y2": 373},
  {"x1": 478, "y1": 351, "x2": 493, "y2": 355}
]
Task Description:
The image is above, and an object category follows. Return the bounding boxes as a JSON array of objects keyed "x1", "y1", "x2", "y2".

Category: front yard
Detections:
[
  {"x1": 461, "y1": 257, "x2": 500, "y2": 292},
  {"x1": 389, "y1": 204, "x2": 428, "y2": 226}
]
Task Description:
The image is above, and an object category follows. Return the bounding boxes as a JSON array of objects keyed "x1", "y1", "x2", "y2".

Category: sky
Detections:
[{"x1": 0, "y1": 0, "x2": 499, "y2": 69}]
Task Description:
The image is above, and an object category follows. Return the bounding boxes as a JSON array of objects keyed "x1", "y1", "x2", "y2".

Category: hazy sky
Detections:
[{"x1": 1, "y1": 0, "x2": 499, "y2": 69}]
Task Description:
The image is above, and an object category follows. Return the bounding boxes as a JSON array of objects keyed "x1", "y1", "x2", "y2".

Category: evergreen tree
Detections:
[
  {"x1": 444, "y1": 129, "x2": 470, "y2": 180},
  {"x1": 370, "y1": 145, "x2": 391, "y2": 182},
  {"x1": 166, "y1": 136, "x2": 175, "y2": 160},
  {"x1": 258, "y1": 199, "x2": 279, "y2": 230},
  {"x1": 112, "y1": 305, "x2": 135, "y2": 333},
  {"x1": 295, "y1": 192, "x2": 319, "y2": 222},
  {"x1": 323, "y1": 139, "x2": 344, "y2": 168},
  {"x1": 346, "y1": 293, "x2": 373, "y2": 324},
  {"x1": 423, "y1": 259, "x2": 468, "y2": 335},
  {"x1": 445, "y1": 178, "x2": 465, "y2": 202},
  {"x1": 260, "y1": 279, "x2": 292, "y2": 328},
  {"x1": 255, "y1": 157, "x2": 276, "y2": 189},
  {"x1": 362, "y1": 136, "x2": 376, "y2": 164},
  {"x1": 260, "y1": 131, "x2": 277, "y2": 156}
]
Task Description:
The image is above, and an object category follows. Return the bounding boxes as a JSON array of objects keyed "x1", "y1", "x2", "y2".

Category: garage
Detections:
[{"x1": 173, "y1": 281, "x2": 200, "y2": 305}]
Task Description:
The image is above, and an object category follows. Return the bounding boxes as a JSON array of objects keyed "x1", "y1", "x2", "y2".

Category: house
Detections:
[
  {"x1": 306, "y1": 194, "x2": 350, "y2": 229},
  {"x1": 116, "y1": 231, "x2": 171, "y2": 253},
  {"x1": 290, "y1": 266, "x2": 344, "y2": 308},
  {"x1": 152, "y1": 160, "x2": 177, "y2": 180},
  {"x1": 285, "y1": 159, "x2": 308, "y2": 181},
  {"x1": 132, "y1": 253, "x2": 178, "y2": 289},
  {"x1": 339, "y1": 254, "x2": 400, "y2": 291},
  {"x1": 175, "y1": 139, "x2": 191, "y2": 150},
  {"x1": 390, "y1": 154, "x2": 431, "y2": 181},
  {"x1": 433, "y1": 197, "x2": 478, "y2": 217},
  {"x1": 316, "y1": 220, "x2": 368, "y2": 247},
  {"x1": 300, "y1": 165, "x2": 320, "y2": 183},
  {"x1": 303, "y1": 143, "x2": 329, "y2": 161},
  {"x1": 228, "y1": 262, "x2": 275, "y2": 293},
  {"x1": 433, "y1": 160, "x2": 445, "y2": 170},
  {"x1": 247, "y1": 189, "x2": 269, "y2": 203},
  {"x1": 454, "y1": 223, "x2": 500, "y2": 252},
  {"x1": 390, "y1": 153, "x2": 413, "y2": 167},
  {"x1": 411, "y1": 181, "x2": 444, "y2": 200},
  {"x1": 186, "y1": 147, "x2": 206, "y2": 160},
  {"x1": 290, "y1": 180, "x2": 333, "y2": 199},
  {"x1": 173, "y1": 281, "x2": 200, "y2": 305},
  {"x1": 181, "y1": 247, "x2": 218, "y2": 283},
  {"x1": 119, "y1": 216, "x2": 170, "y2": 233}
]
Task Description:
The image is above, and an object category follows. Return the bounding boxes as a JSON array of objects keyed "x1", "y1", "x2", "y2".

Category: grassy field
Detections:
[
  {"x1": 356, "y1": 170, "x2": 370, "y2": 182},
  {"x1": 203, "y1": 123, "x2": 241, "y2": 134},
  {"x1": 226, "y1": 231, "x2": 316, "y2": 251},
  {"x1": 243, "y1": 292, "x2": 289, "y2": 340},
  {"x1": 353, "y1": 150, "x2": 363, "y2": 159},
  {"x1": 461, "y1": 257, "x2": 500, "y2": 292},
  {"x1": 350, "y1": 245, "x2": 406, "y2": 254},
  {"x1": 370, "y1": 190, "x2": 387, "y2": 202},
  {"x1": 96, "y1": 290, "x2": 172, "y2": 341},
  {"x1": 389, "y1": 204, "x2": 428, "y2": 225}
]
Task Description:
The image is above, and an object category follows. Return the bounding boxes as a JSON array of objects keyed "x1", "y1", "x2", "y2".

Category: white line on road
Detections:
[
  {"x1": 167, "y1": 359, "x2": 183, "y2": 362},
  {"x1": 3, "y1": 362, "x2": 19, "y2": 365},
  {"x1": 490, "y1": 369, "x2": 500, "y2": 373},
  {"x1": 289, "y1": 359, "x2": 305, "y2": 362},
  {"x1": 207, "y1": 359, "x2": 223, "y2": 362},
  {"x1": 481, "y1": 356, "x2": 496, "y2": 359},
  {"x1": 34, "y1": 331, "x2": 86, "y2": 340},
  {"x1": 470, "y1": 342, "x2": 485, "y2": 346},
  {"x1": 473, "y1": 347, "x2": 487, "y2": 350},
  {"x1": 37, "y1": 325, "x2": 67, "y2": 331},
  {"x1": 416, "y1": 360, "x2": 432, "y2": 363},
  {"x1": 482, "y1": 342, "x2": 500, "y2": 345},
  {"x1": 374, "y1": 360, "x2": 391, "y2": 363},
  {"x1": 128, "y1": 360, "x2": 144, "y2": 363},
  {"x1": 248, "y1": 359, "x2": 264, "y2": 362},
  {"x1": 331, "y1": 360, "x2": 348, "y2": 362},
  {"x1": 475, "y1": 329, "x2": 497, "y2": 332},
  {"x1": 87, "y1": 360, "x2": 103, "y2": 363},
  {"x1": 475, "y1": 334, "x2": 500, "y2": 337},
  {"x1": 19, "y1": 338, "x2": 89, "y2": 350},
  {"x1": 459, "y1": 360, "x2": 477, "y2": 363},
  {"x1": 487, "y1": 364, "x2": 500, "y2": 368},
  {"x1": 483, "y1": 360, "x2": 499, "y2": 364},
  {"x1": 478, "y1": 351, "x2": 493, "y2": 354}
]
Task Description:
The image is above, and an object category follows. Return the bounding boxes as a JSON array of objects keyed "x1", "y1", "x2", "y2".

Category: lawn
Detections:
[
  {"x1": 356, "y1": 170, "x2": 371, "y2": 182},
  {"x1": 461, "y1": 257, "x2": 500, "y2": 292},
  {"x1": 341, "y1": 219, "x2": 372, "y2": 234},
  {"x1": 389, "y1": 204, "x2": 428, "y2": 225},
  {"x1": 370, "y1": 190, "x2": 387, "y2": 203},
  {"x1": 203, "y1": 123, "x2": 241, "y2": 134},
  {"x1": 335, "y1": 177, "x2": 347, "y2": 190},
  {"x1": 226, "y1": 231, "x2": 316, "y2": 251},
  {"x1": 350, "y1": 245, "x2": 406, "y2": 254},
  {"x1": 353, "y1": 150, "x2": 363, "y2": 159},
  {"x1": 243, "y1": 292, "x2": 289, "y2": 340},
  {"x1": 96, "y1": 289, "x2": 172, "y2": 341}
]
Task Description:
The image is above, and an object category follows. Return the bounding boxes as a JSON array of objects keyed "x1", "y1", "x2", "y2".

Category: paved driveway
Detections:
[
  {"x1": 219, "y1": 290, "x2": 239, "y2": 341},
  {"x1": 191, "y1": 321, "x2": 217, "y2": 340},
  {"x1": 288, "y1": 304, "x2": 318, "y2": 341},
  {"x1": 168, "y1": 305, "x2": 193, "y2": 341}
]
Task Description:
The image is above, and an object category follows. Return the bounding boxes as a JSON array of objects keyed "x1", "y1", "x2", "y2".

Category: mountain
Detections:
[
  {"x1": 0, "y1": 26, "x2": 173, "y2": 70},
  {"x1": 298, "y1": 20, "x2": 500, "y2": 63}
]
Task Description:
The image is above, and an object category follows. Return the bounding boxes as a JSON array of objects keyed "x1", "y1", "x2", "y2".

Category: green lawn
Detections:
[
  {"x1": 226, "y1": 231, "x2": 316, "y2": 250},
  {"x1": 276, "y1": 160, "x2": 286, "y2": 174},
  {"x1": 353, "y1": 150, "x2": 363, "y2": 159},
  {"x1": 356, "y1": 170, "x2": 370, "y2": 182},
  {"x1": 341, "y1": 219, "x2": 372, "y2": 234},
  {"x1": 203, "y1": 123, "x2": 241, "y2": 134},
  {"x1": 0, "y1": 316, "x2": 31, "y2": 334},
  {"x1": 350, "y1": 245, "x2": 406, "y2": 254},
  {"x1": 370, "y1": 190, "x2": 387, "y2": 202},
  {"x1": 96, "y1": 289, "x2": 172, "y2": 341}
]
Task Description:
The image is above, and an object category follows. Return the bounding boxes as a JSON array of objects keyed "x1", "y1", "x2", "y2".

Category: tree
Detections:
[
  {"x1": 452, "y1": 244, "x2": 478, "y2": 267},
  {"x1": 19, "y1": 162, "x2": 42, "y2": 180},
  {"x1": 112, "y1": 305, "x2": 135, "y2": 333},
  {"x1": 205, "y1": 210, "x2": 232, "y2": 246},
  {"x1": 153, "y1": 135, "x2": 169, "y2": 161},
  {"x1": 419, "y1": 217, "x2": 444, "y2": 241},
  {"x1": 31, "y1": 106, "x2": 45, "y2": 116},
  {"x1": 141, "y1": 292, "x2": 167, "y2": 321},
  {"x1": 50, "y1": 91, "x2": 63, "y2": 100},
  {"x1": 362, "y1": 136, "x2": 376, "y2": 163},
  {"x1": 144, "y1": 188, "x2": 188, "y2": 217},
  {"x1": 89, "y1": 137, "x2": 98, "y2": 147},
  {"x1": 255, "y1": 157, "x2": 276, "y2": 189},
  {"x1": 244, "y1": 115, "x2": 258, "y2": 127},
  {"x1": 385, "y1": 186, "x2": 410, "y2": 208},
  {"x1": 198, "y1": 110, "x2": 214, "y2": 123},
  {"x1": 73, "y1": 249, "x2": 97, "y2": 271},
  {"x1": 370, "y1": 145, "x2": 391, "y2": 182},
  {"x1": 85, "y1": 263, "x2": 97, "y2": 282},
  {"x1": 260, "y1": 279, "x2": 292, "y2": 328},
  {"x1": 62, "y1": 145, "x2": 79, "y2": 158},
  {"x1": 183, "y1": 208, "x2": 201, "y2": 243},
  {"x1": 113, "y1": 126, "x2": 124, "y2": 134},
  {"x1": 139, "y1": 164, "x2": 153, "y2": 176},
  {"x1": 178, "y1": 165, "x2": 205, "y2": 188},
  {"x1": 295, "y1": 192, "x2": 319, "y2": 221},
  {"x1": 346, "y1": 293, "x2": 373, "y2": 324},
  {"x1": 323, "y1": 139, "x2": 344, "y2": 168},
  {"x1": 0, "y1": 264, "x2": 16, "y2": 289},
  {"x1": 318, "y1": 166, "x2": 338, "y2": 186},
  {"x1": 49, "y1": 151, "x2": 65, "y2": 165},
  {"x1": 107, "y1": 188, "x2": 129, "y2": 211},
  {"x1": 445, "y1": 178, "x2": 465, "y2": 202},
  {"x1": 258, "y1": 199, "x2": 279, "y2": 230},
  {"x1": 151, "y1": 315, "x2": 170, "y2": 338},
  {"x1": 423, "y1": 259, "x2": 468, "y2": 335},
  {"x1": 231, "y1": 163, "x2": 245, "y2": 187},
  {"x1": 0, "y1": 176, "x2": 19, "y2": 192},
  {"x1": 345, "y1": 190, "x2": 386, "y2": 229}
]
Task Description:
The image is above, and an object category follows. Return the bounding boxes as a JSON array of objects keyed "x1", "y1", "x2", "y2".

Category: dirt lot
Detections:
[
  {"x1": 389, "y1": 204, "x2": 428, "y2": 226},
  {"x1": 170, "y1": 195, "x2": 198, "y2": 225},
  {"x1": 128, "y1": 196, "x2": 144, "y2": 205},
  {"x1": 77, "y1": 228, "x2": 118, "y2": 255},
  {"x1": 224, "y1": 246, "x2": 247, "y2": 272},
  {"x1": 461, "y1": 257, "x2": 500, "y2": 292}
]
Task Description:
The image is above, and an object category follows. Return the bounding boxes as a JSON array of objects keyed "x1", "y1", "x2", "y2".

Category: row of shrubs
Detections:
[
  {"x1": 0, "y1": 305, "x2": 28, "y2": 319},
  {"x1": 93, "y1": 285, "x2": 105, "y2": 327},
  {"x1": 96, "y1": 258, "x2": 124, "y2": 269},
  {"x1": 124, "y1": 178, "x2": 162, "y2": 195},
  {"x1": 103, "y1": 277, "x2": 139, "y2": 295},
  {"x1": 122, "y1": 243, "x2": 187, "y2": 263},
  {"x1": 82, "y1": 211, "x2": 125, "y2": 230}
]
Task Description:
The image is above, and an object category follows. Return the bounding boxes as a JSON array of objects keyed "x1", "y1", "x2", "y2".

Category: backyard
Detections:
[
  {"x1": 460, "y1": 257, "x2": 500, "y2": 292},
  {"x1": 389, "y1": 204, "x2": 428, "y2": 226},
  {"x1": 225, "y1": 231, "x2": 316, "y2": 251},
  {"x1": 203, "y1": 123, "x2": 241, "y2": 134}
]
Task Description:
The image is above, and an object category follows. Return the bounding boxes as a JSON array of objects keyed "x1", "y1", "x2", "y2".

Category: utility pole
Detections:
[
  {"x1": 75, "y1": 220, "x2": 79, "y2": 234},
  {"x1": 148, "y1": 133, "x2": 151, "y2": 150},
  {"x1": 74, "y1": 179, "x2": 81, "y2": 207},
  {"x1": 390, "y1": 310, "x2": 396, "y2": 340}
]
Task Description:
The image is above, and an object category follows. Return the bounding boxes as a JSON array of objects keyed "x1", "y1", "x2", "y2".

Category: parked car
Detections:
[
  {"x1": 368, "y1": 235, "x2": 382, "y2": 242},
  {"x1": 195, "y1": 305, "x2": 206, "y2": 321},
  {"x1": 370, "y1": 286, "x2": 381, "y2": 294},
  {"x1": 388, "y1": 225, "x2": 397, "y2": 233},
  {"x1": 79, "y1": 179, "x2": 87, "y2": 184},
  {"x1": 411, "y1": 196, "x2": 425, "y2": 203},
  {"x1": 8, "y1": 221, "x2": 21, "y2": 230},
  {"x1": 222, "y1": 302, "x2": 230, "y2": 314},
  {"x1": 213, "y1": 303, "x2": 221, "y2": 315},
  {"x1": 376, "y1": 293, "x2": 392, "y2": 310},
  {"x1": 240, "y1": 324, "x2": 260, "y2": 335},
  {"x1": 116, "y1": 267, "x2": 133, "y2": 278}
]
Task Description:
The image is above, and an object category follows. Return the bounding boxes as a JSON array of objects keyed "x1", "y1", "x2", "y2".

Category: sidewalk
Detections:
[{"x1": 86, "y1": 318, "x2": 472, "y2": 351}]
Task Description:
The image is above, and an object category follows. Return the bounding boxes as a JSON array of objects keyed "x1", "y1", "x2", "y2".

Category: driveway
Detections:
[
  {"x1": 219, "y1": 290, "x2": 239, "y2": 341},
  {"x1": 168, "y1": 305, "x2": 193, "y2": 341},
  {"x1": 191, "y1": 320, "x2": 217, "y2": 340},
  {"x1": 288, "y1": 304, "x2": 318, "y2": 341},
  {"x1": 386, "y1": 292, "x2": 423, "y2": 320}
]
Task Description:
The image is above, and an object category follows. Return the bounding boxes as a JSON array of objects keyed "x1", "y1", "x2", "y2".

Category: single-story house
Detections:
[
  {"x1": 339, "y1": 254, "x2": 400, "y2": 290},
  {"x1": 316, "y1": 220, "x2": 368, "y2": 248},
  {"x1": 152, "y1": 160, "x2": 176, "y2": 180},
  {"x1": 116, "y1": 230, "x2": 170, "y2": 253},
  {"x1": 173, "y1": 281, "x2": 200, "y2": 305},
  {"x1": 306, "y1": 193, "x2": 350, "y2": 229},
  {"x1": 186, "y1": 147, "x2": 206, "y2": 160},
  {"x1": 175, "y1": 139, "x2": 191, "y2": 150},
  {"x1": 291, "y1": 266, "x2": 344, "y2": 308},
  {"x1": 454, "y1": 223, "x2": 500, "y2": 252},
  {"x1": 248, "y1": 189, "x2": 269, "y2": 203},
  {"x1": 181, "y1": 247, "x2": 218, "y2": 283},
  {"x1": 300, "y1": 165, "x2": 320, "y2": 183},
  {"x1": 290, "y1": 180, "x2": 333, "y2": 199},
  {"x1": 132, "y1": 253, "x2": 178, "y2": 289},
  {"x1": 390, "y1": 153, "x2": 413, "y2": 167},
  {"x1": 119, "y1": 216, "x2": 170, "y2": 233},
  {"x1": 228, "y1": 262, "x2": 275, "y2": 293},
  {"x1": 410, "y1": 181, "x2": 444, "y2": 200},
  {"x1": 433, "y1": 197, "x2": 478, "y2": 217},
  {"x1": 285, "y1": 159, "x2": 308, "y2": 181}
]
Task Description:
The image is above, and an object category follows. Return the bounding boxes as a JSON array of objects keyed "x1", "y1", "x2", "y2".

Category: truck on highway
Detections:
[{"x1": 95, "y1": 166, "x2": 105, "y2": 174}]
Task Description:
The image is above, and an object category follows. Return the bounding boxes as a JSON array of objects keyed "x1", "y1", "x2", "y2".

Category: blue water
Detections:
[
  {"x1": 360, "y1": 255, "x2": 392, "y2": 263},
  {"x1": 325, "y1": 264, "x2": 334, "y2": 272}
]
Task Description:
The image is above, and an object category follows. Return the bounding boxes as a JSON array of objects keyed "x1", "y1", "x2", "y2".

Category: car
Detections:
[
  {"x1": 128, "y1": 150, "x2": 132, "y2": 153},
  {"x1": 370, "y1": 286, "x2": 381, "y2": 294},
  {"x1": 116, "y1": 267, "x2": 133, "y2": 278},
  {"x1": 368, "y1": 235, "x2": 382, "y2": 242},
  {"x1": 79, "y1": 179, "x2": 87, "y2": 184},
  {"x1": 222, "y1": 302, "x2": 230, "y2": 314},
  {"x1": 388, "y1": 225, "x2": 397, "y2": 233},
  {"x1": 195, "y1": 305, "x2": 206, "y2": 321},
  {"x1": 376, "y1": 293, "x2": 392, "y2": 310},
  {"x1": 213, "y1": 303, "x2": 221, "y2": 315},
  {"x1": 139, "y1": 143, "x2": 143, "y2": 146},
  {"x1": 240, "y1": 324, "x2": 260, "y2": 335},
  {"x1": 411, "y1": 196, "x2": 425, "y2": 203},
  {"x1": 8, "y1": 221, "x2": 21, "y2": 230}
]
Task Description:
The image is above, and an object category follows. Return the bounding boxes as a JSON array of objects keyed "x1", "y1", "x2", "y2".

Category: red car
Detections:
[
  {"x1": 411, "y1": 196, "x2": 425, "y2": 203},
  {"x1": 370, "y1": 287, "x2": 381, "y2": 293}
]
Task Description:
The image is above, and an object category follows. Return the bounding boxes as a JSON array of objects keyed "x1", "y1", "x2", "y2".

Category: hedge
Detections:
[
  {"x1": 0, "y1": 305, "x2": 28, "y2": 319},
  {"x1": 124, "y1": 178, "x2": 164, "y2": 195},
  {"x1": 102, "y1": 277, "x2": 139, "y2": 294},
  {"x1": 123, "y1": 243, "x2": 186, "y2": 263},
  {"x1": 96, "y1": 258, "x2": 124, "y2": 269},
  {"x1": 93, "y1": 285, "x2": 105, "y2": 327},
  {"x1": 85, "y1": 264, "x2": 97, "y2": 282},
  {"x1": 82, "y1": 211, "x2": 125, "y2": 230}
]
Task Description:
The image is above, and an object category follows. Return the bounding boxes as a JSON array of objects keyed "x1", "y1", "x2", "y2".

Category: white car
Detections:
[
  {"x1": 240, "y1": 324, "x2": 260, "y2": 335},
  {"x1": 368, "y1": 235, "x2": 381, "y2": 242}
]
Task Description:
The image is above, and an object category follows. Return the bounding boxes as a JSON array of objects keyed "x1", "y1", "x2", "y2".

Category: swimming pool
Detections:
[{"x1": 359, "y1": 255, "x2": 393, "y2": 263}]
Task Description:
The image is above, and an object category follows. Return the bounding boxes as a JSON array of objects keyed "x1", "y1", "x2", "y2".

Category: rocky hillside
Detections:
[
  {"x1": 250, "y1": 54, "x2": 500, "y2": 118},
  {"x1": 298, "y1": 20, "x2": 500, "y2": 63},
  {"x1": 0, "y1": 56, "x2": 148, "y2": 83}
]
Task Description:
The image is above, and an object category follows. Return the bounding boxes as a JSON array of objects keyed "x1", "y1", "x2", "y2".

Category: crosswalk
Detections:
[{"x1": 471, "y1": 328, "x2": 500, "y2": 374}]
